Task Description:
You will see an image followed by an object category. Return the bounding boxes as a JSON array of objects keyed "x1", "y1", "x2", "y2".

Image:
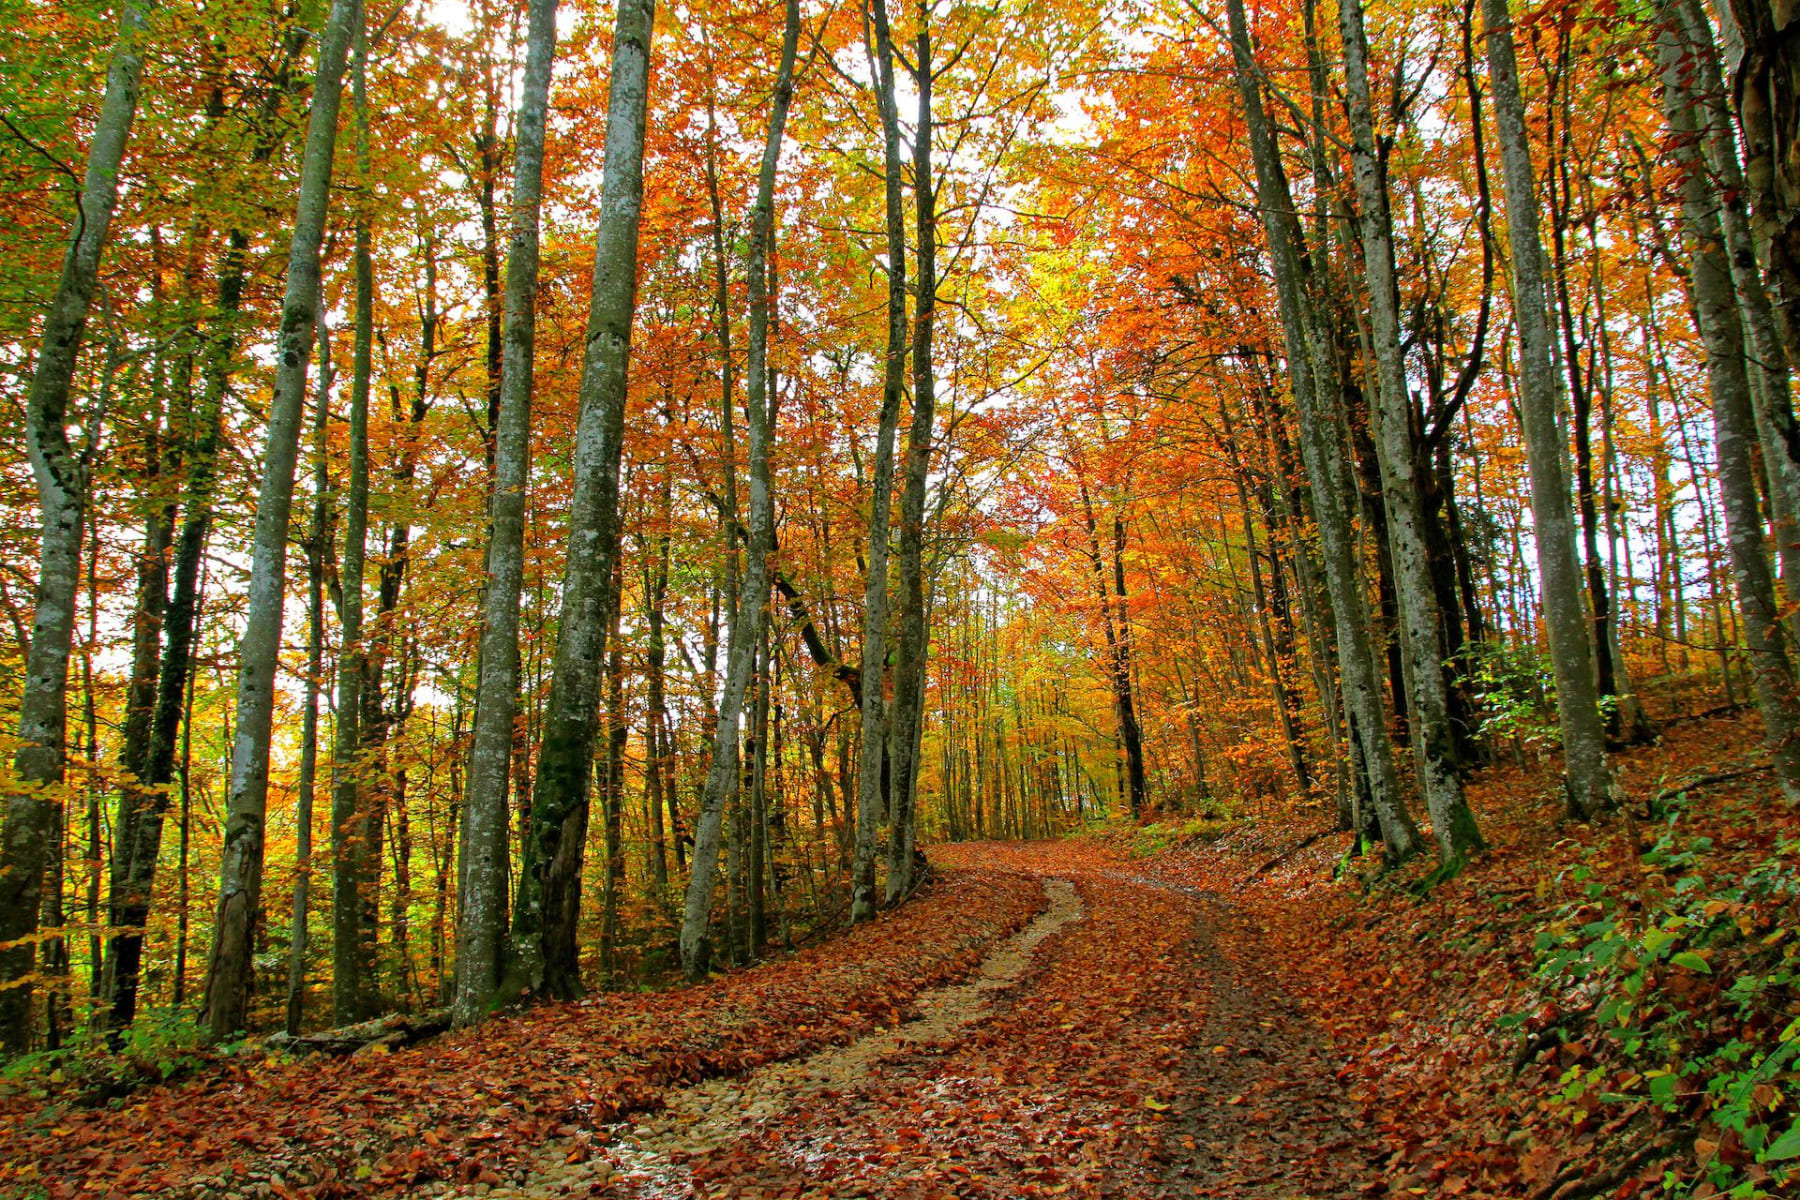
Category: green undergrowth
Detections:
[
  {"x1": 1, "y1": 1007, "x2": 227, "y2": 1107},
  {"x1": 1116, "y1": 805, "x2": 1248, "y2": 857},
  {"x1": 1516, "y1": 794, "x2": 1800, "y2": 1198}
]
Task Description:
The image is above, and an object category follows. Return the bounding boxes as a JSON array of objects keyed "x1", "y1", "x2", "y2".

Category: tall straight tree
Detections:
[
  {"x1": 285, "y1": 322, "x2": 333, "y2": 1036},
  {"x1": 0, "y1": 0, "x2": 146, "y2": 1053},
  {"x1": 1728, "y1": 0, "x2": 1800, "y2": 369},
  {"x1": 851, "y1": 0, "x2": 911, "y2": 921},
  {"x1": 331, "y1": 26, "x2": 375, "y2": 1025},
  {"x1": 199, "y1": 0, "x2": 363, "y2": 1042},
  {"x1": 1672, "y1": 0, "x2": 1800, "y2": 621},
  {"x1": 501, "y1": 0, "x2": 656, "y2": 1003},
  {"x1": 1481, "y1": 0, "x2": 1611, "y2": 819},
  {"x1": 99, "y1": 25, "x2": 310, "y2": 1035},
  {"x1": 680, "y1": 0, "x2": 802, "y2": 978},
  {"x1": 1660, "y1": 9, "x2": 1800, "y2": 801},
  {"x1": 1338, "y1": 0, "x2": 1484, "y2": 864},
  {"x1": 453, "y1": 0, "x2": 560, "y2": 1029},
  {"x1": 886, "y1": 0, "x2": 938, "y2": 904},
  {"x1": 1224, "y1": 0, "x2": 1423, "y2": 863}
]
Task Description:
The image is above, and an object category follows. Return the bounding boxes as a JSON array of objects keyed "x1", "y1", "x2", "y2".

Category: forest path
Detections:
[{"x1": 493, "y1": 843, "x2": 1370, "y2": 1200}]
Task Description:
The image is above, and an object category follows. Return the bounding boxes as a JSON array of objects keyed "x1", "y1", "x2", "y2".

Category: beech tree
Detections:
[
  {"x1": 681, "y1": 0, "x2": 802, "y2": 976},
  {"x1": 0, "y1": 0, "x2": 146, "y2": 1053},
  {"x1": 1339, "y1": 0, "x2": 1483, "y2": 863},
  {"x1": 851, "y1": 0, "x2": 912, "y2": 921},
  {"x1": 200, "y1": 0, "x2": 363, "y2": 1042},
  {"x1": 501, "y1": 0, "x2": 656, "y2": 1002},
  {"x1": 1481, "y1": 0, "x2": 1612, "y2": 820},
  {"x1": 452, "y1": 0, "x2": 561, "y2": 1029}
]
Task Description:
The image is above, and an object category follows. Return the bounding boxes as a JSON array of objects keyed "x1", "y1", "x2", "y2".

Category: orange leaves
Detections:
[{"x1": 0, "y1": 869, "x2": 1042, "y2": 1197}]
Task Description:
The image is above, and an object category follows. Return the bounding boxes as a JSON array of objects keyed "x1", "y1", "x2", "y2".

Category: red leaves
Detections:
[{"x1": 0, "y1": 869, "x2": 1041, "y2": 1197}]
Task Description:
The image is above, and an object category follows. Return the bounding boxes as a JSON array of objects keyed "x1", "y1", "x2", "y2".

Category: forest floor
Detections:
[{"x1": 4, "y1": 702, "x2": 1797, "y2": 1199}]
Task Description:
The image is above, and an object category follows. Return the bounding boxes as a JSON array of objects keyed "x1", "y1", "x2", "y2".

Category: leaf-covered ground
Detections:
[
  {"x1": 0, "y1": 868, "x2": 1043, "y2": 1197},
  {"x1": 6, "y1": 706, "x2": 1794, "y2": 1199},
  {"x1": 1098, "y1": 706, "x2": 1800, "y2": 1200}
]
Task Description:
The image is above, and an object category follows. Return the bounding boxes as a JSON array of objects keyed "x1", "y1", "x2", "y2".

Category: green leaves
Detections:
[{"x1": 1765, "y1": 1123, "x2": 1800, "y2": 1162}]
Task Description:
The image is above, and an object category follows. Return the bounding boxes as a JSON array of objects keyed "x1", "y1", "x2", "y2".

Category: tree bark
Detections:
[
  {"x1": 1339, "y1": 0, "x2": 1484, "y2": 863},
  {"x1": 285, "y1": 321, "x2": 334, "y2": 1037},
  {"x1": 887, "y1": 4, "x2": 937, "y2": 903},
  {"x1": 1727, "y1": 0, "x2": 1800, "y2": 373},
  {"x1": 852, "y1": 0, "x2": 912, "y2": 920},
  {"x1": 1661, "y1": 11, "x2": 1800, "y2": 801},
  {"x1": 331, "y1": 29, "x2": 376, "y2": 1025},
  {"x1": 0, "y1": 0, "x2": 146, "y2": 1052},
  {"x1": 98, "y1": 26, "x2": 310, "y2": 1035},
  {"x1": 1676, "y1": 0, "x2": 1800, "y2": 628},
  {"x1": 1481, "y1": 0, "x2": 1612, "y2": 818},
  {"x1": 452, "y1": 0, "x2": 559, "y2": 1028},
  {"x1": 200, "y1": 0, "x2": 362, "y2": 1042},
  {"x1": 1224, "y1": 0, "x2": 1422, "y2": 863},
  {"x1": 680, "y1": 0, "x2": 801, "y2": 975},
  {"x1": 501, "y1": 0, "x2": 655, "y2": 1003}
]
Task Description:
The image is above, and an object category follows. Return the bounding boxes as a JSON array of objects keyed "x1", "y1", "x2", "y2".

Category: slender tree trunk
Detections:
[
  {"x1": 887, "y1": 6, "x2": 937, "y2": 903},
  {"x1": 851, "y1": 0, "x2": 912, "y2": 920},
  {"x1": 1224, "y1": 0, "x2": 1422, "y2": 862},
  {"x1": 1481, "y1": 0, "x2": 1612, "y2": 818},
  {"x1": 330, "y1": 29, "x2": 376, "y2": 1024},
  {"x1": 748, "y1": 634, "x2": 769, "y2": 952},
  {"x1": 1339, "y1": 0, "x2": 1484, "y2": 863},
  {"x1": 599, "y1": 629, "x2": 626, "y2": 981},
  {"x1": 200, "y1": 0, "x2": 362, "y2": 1042},
  {"x1": 99, "y1": 401, "x2": 170, "y2": 1041},
  {"x1": 99, "y1": 28, "x2": 310, "y2": 1035},
  {"x1": 644, "y1": 463, "x2": 673, "y2": 891},
  {"x1": 1728, "y1": 0, "x2": 1800, "y2": 372},
  {"x1": 1677, "y1": 0, "x2": 1800, "y2": 627},
  {"x1": 502, "y1": 0, "x2": 655, "y2": 1003},
  {"x1": 680, "y1": 0, "x2": 800, "y2": 975},
  {"x1": 452, "y1": 0, "x2": 559, "y2": 1028},
  {"x1": 1110, "y1": 512, "x2": 1149, "y2": 813},
  {"x1": 284, "y1": 322, "x2": 333, "y2": 1037},
  {"x1": 0, "y1": 0, "x2": 145, "y2": 1052},
  {"x1": 1661, "y1": 15, "x2": 1800, "y2": 800}
]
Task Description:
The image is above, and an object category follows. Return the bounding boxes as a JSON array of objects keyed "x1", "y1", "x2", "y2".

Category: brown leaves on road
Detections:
[{"x1": 0, "y1": 869, "x2": 1042, "y2": 1198}]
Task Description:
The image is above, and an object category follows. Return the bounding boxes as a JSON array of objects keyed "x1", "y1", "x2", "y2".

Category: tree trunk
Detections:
[
  {"x1": 1661, "y1": 12, "x2": 1800, "y2": 801},
  {"x1": 99, "y1": 26, "x2": 310, "y2": 1035},
  {"x1": 331, "y1": 30, "x2": 376, "y2": 1025},
  {"x1": 502, "y1": 0, "x2": 655, "y2": 1003},
  {"x1": 0, "y1": 0, "x2": 146, "y2": 1052},
  {"x1": 887, "y1": 7, "x2": 937, "y2": 903},
  {"x1": 680, "y1": 0, "x2": 800, "y2": 975},
  {"x1": 1728, "y1": 0, "x2": 1800, "y2": 375},
  {"x1": 1481, "y1": 0, "x2": 1612, "y2": 819},
  {"x1": 452, "y1": 0, "x2": 559, "y2": 1028},
  {"x1": 851, "y1": 0, "x2": 911, "y2": 921},
  {"x1": 200, "y1": 0, "x2": 362, "y2": 1042},
  {"x1": 1677, "y1": 0, "x2": 1800, "y2": 630},
  {"x1": 1224, "y1": 0, "x2": 1422, "y2": 863},
  {"x1": 285, "y1": 321, "x2": 334, "y2": 1037},
  {"x1": 600, "y1": 630, "x2": 626, "y2": 981},
  {"x1": 644, "y1": 461, "x2": 674, "y2": 892},
  {"x1": 1339, "y1": 0, "x2": 1484, "y2": 863}
]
